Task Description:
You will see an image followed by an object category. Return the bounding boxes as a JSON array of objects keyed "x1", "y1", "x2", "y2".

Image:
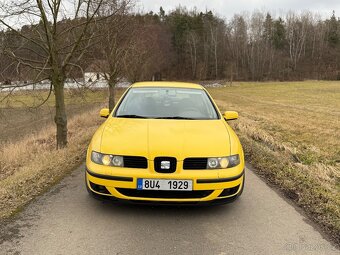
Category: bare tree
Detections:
[
  {"x1": 286, "y1": 12, "x2": 310, "y2": 71},
  {"x1": 229, "y1": 14, "x2": 248, "y2": 80},
  {"x1": 92, "y1": 0, "x2": 134, "y2": 111},
  {"x1": 0, "y1": 0, "x2": 117, "y2": 148},
  {"x1": 209, "y1": 21, "x2": 218, "y2": 79},
  {"x1": 187, "y1": 31, "x2": 198, "y2": 79},
  {"x1": 124, "y1": 21, "x2": 172, "y2": 83}
]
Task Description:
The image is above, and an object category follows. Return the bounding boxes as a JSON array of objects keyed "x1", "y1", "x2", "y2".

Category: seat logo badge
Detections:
[{"x1": 161, "y1": 161, "x2": 171, "y2": 170}]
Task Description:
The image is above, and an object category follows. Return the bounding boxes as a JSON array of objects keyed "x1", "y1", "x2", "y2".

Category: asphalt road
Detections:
[{"x1": 0, "y1": 165, "x2": 338, "y2": 255}]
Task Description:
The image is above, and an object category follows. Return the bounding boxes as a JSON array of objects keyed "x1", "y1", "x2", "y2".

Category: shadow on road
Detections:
[{"x1": 86, "y1": 194, "x2": 241, "y2": 220}]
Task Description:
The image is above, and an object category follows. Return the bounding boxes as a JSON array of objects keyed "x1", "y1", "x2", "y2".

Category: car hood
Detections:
[{"x1": 100, "y1": 118, "x2": 231, "y2": 160}]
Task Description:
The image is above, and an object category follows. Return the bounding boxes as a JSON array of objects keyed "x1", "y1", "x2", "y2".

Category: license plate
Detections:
[{"x1": 137, "y1": 179, "x2": 192, "y2": 191}]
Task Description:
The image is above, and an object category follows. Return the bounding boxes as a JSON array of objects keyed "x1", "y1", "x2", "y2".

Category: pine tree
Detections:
[
  {"x1": 159, "y1": 7, "x2": 166, "y2": 22},
  {"x1": 272, "y1": 17, "x2": 286, "y2": 49},
  {"x1": 263, "y1": 13, "x2": 273, "y2": 41},
  {"x1": 327, "y1": 11, "x2": 339, "y2": 47}
]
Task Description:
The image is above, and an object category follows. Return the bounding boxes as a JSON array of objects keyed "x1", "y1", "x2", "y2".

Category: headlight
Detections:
[
  {"x1": 207, "y1": 154, "x2": 240, "y2": 169},
  {"x1": 91, "y1": 151, "x2": 124, "y2": 167}
]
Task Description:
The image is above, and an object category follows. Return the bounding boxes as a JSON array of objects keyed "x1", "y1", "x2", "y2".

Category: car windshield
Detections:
[{"x1": 115, "y1": 87, "x2": 219, "y2": 120}]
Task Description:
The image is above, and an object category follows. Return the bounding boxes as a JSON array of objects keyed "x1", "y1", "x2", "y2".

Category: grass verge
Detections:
[
  {"x1": 209, "y1": 81, "x2": 340, "y2": 245},
  {"x1": 0, "y1": 106, "x2": 103, "y2": 219}
]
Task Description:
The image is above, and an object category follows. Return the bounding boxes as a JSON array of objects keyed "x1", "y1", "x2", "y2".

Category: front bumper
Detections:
[{"x1": 85, "y1": 164, "x2": 245, "y2": 204}]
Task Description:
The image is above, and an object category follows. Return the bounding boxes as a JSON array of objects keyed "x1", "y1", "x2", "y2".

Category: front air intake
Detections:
[
  {"x1": 123, "y1": 156, "x2": 148, "y2": 169},
  {"x1": 183, "y1": 158, "x2": 208, "y2": 169},
  {"x1": 218, "y1": 185, "x2": 240, "y2": 197},
  {"x1": 116, "y1": 188, "x2": 213, "y2": 199}
]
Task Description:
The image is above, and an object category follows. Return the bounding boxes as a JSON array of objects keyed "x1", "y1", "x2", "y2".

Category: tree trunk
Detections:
[
  {"x1": 53, "y1": 78, "x2": 67, "y2": 149},
  {"x1": 109, "y1": 84, "x2": 115, "y2": 112}
]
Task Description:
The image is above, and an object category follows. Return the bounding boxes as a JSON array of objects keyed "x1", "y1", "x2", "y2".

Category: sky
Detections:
[{"x1": 138, "y1": 0, "x2": 340, "y2": 19}]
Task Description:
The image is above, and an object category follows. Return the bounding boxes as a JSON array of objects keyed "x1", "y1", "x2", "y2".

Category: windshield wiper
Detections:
[
  {"x1": 156, "y1": 116, "x2": 195, "y2": 120},
  {"x1": 116, "y1": 114, "x2": 148, "y2": 119}
]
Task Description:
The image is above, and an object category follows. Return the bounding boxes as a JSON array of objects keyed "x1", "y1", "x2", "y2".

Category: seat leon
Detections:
[{"x1": 85, "y1": 82, "x2": 245, "y2": 204}]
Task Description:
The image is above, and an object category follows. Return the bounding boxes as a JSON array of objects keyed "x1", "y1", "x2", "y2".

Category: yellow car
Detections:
[{"x1": 86, "y1": 82, "x2": 245, "y2": 205}]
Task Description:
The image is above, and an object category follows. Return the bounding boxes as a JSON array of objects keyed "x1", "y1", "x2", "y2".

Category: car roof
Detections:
[{"x1": 131, "y1": 81, "x2": 203, "y2": 89}]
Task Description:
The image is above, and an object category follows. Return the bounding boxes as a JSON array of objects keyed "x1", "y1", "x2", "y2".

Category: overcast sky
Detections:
[{"x1": 138, "y1": 0, "x2": 340, "y2": 19}]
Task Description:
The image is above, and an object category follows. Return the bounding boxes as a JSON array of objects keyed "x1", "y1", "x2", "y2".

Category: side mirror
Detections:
[
  {"x1": 100, "y1": 108, "x2": 110, "y2": 118},
  {"x1": 223, "y1": 111, "x2": 238, "y2": 121}
]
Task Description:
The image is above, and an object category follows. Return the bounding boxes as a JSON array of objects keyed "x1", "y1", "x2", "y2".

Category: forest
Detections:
[{"x1": 1, "y1": 4, "x2": 340, "y2": 84}]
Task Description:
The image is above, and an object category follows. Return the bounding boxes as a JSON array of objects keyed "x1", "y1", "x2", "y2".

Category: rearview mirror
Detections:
[
  {"x1": 223, "y1": 111, "x2": 238, "y2": 121},
  {"x1": 100, "y1": 108, "x2": 110, "y2": 118}
]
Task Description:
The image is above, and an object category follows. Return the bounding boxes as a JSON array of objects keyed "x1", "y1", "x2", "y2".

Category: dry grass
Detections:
[
  {"x1": 0, "y1": 88, "x2": 108, "y2": 108},
  {"x1": 0, "y1": 88, "x2": 125, "y2": 219},
  {"x1": 0, "y1": 89, "x2": 112, "y2": 143},
  {"x1": 0, "y1": 88, "x2": 117, "y2": 218},
  {"x1": 0, "y1": 106, "x2": 104, "y2": 218},
  {"x1": 208, "y1": 81, "x2": 340, "y2": 243}
]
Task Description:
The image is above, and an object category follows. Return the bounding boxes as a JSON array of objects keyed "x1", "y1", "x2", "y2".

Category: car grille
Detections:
[
  {"x1": 183, "y1": 158, "x2": 207, "y2": 169},
  {"x1": 154, "y1": 157, "x2": 177, "y2": 173},
  {"x1": 123, "y1": 156, "x2": 148, "y2": 169},
  {"x1": 116, "y1": 188, "x2": 213, "y2": 199}
]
